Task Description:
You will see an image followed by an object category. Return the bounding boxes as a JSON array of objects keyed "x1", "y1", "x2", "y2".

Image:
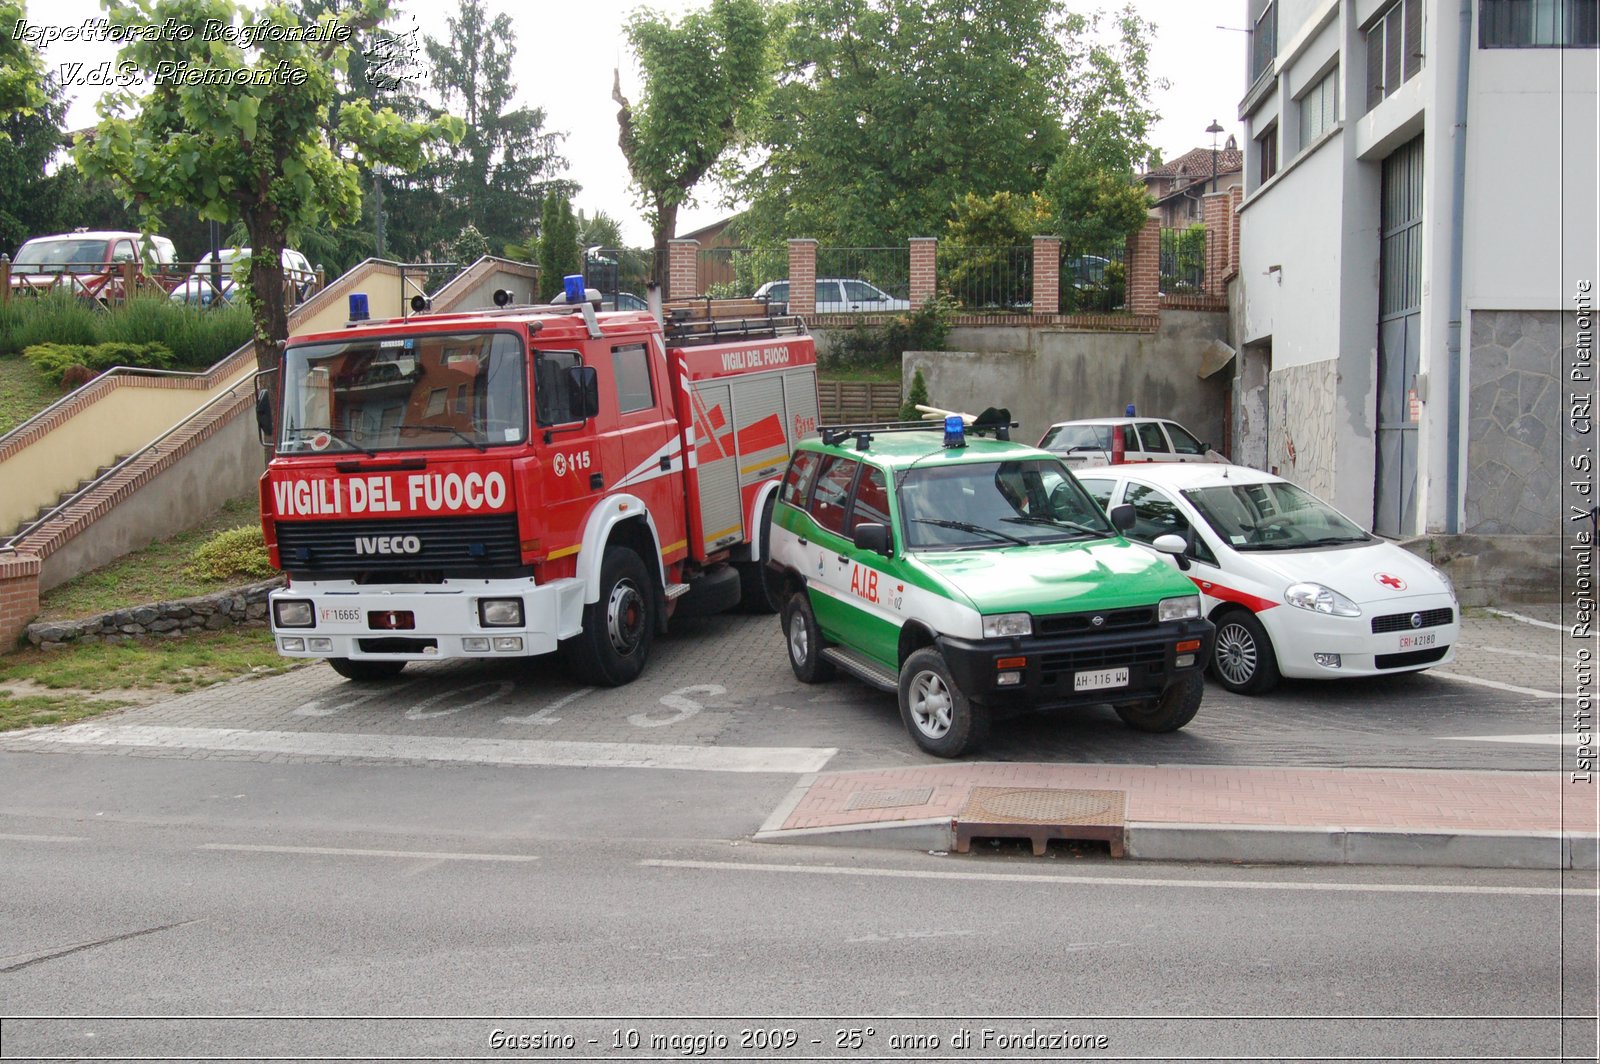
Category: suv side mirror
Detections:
[
  {"x1": 1108, "y1": 503, "x2": 1135, "y2": 532},
  {"x1": 568, "y1": 365, "x2": 600, "y2": 420},
  {"x1": 853, "y1": 522, "x2": 891, "y2": 556}
]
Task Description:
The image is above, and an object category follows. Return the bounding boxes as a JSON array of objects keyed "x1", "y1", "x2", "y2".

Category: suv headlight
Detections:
[
  {"x1": 1285, "y1": 582, "x2": 1361, "y2": 617},
  {"x1": 1158, "y1": 595, "x2": 1201, "y2": 622},
  {"x1": 273, "y1": 599, "x2": 315, "y2": 628},
  {"x1": 982, "y1": 612, "x2": 1032, "y2": 638}
]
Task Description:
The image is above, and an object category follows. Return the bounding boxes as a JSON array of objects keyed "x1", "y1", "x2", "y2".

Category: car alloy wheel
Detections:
[
  {"x1": 1214, "y1": 620, "x2": 1259, "y2": 688},
  {"x1": 907, "y1": 668, "x2": 954, "y2": 739}
]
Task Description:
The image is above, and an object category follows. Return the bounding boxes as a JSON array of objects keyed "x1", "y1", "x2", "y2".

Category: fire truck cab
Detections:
[{"x1": 260, "y1": 290, "x2": 819, "y2": 686}]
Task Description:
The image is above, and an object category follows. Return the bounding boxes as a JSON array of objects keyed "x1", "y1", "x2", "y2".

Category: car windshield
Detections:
[
  {"x1": 899, "y1": 459, "x2": 1114, "y2": 550},
  {"x1": 1184, "y1": 481, "x2": 1371, "y2": 551},
  {"x1": 13, "y1": 238, "x2": 109, "y2": 272},
  {"x1": 1040, "y1": 424, "x2": 1113, "y2": 453},
  {"x1": 279, "y1": 331, "x2": 527, "y2": 454}
]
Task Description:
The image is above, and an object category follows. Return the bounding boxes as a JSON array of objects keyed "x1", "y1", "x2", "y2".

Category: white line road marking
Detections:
[
  {"x1": 500, "y1": 687, "x2": 593, "y2": 725},
  {"x1": 0, "y1": 833, "x2": 84, "y2": 843},
  {"x1": 1446, "y1": 732, "x2": 1589, "y2": 747},
  {"x1": 18, "y1": 724, "x2": 837, "y2": 774},
  {"x1": 1487, "y1": 608, "x2": 1566, "y2": 631},
  {"x1": 199, "y1": 843, "x2": 539, "y2": 862},
  {"x1": 642, "y1": 860, "x2": 1598, "y2": 897},
  {"x1": 293, "y1": 683, "x2": 410, "y2": 718},
  {"x1": 1432, "y1": 671, "x2": 1575, "y2": 699},
  {"x1": 405, "y1": 680, "x2": 514, "y2": 721},
  {"x1": 631, "y1": 684, "x2": 722, "y2": 728},
  {"x1": 1470, "y1": 645, "x2": 1565, "y2": 663}
]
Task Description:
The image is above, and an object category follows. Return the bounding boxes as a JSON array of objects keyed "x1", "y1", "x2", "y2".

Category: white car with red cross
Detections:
[{"x1": 1075, "y1": 463, "x2": 1461, "y2": 694}]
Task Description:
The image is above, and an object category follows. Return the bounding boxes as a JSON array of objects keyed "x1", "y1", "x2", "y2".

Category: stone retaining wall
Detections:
[{"x1": 24, "y1": 579, "x2": 282, "y2": 649}]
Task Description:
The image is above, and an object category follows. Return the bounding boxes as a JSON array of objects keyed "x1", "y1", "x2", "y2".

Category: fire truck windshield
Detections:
[{"x1": 278, "y1": 331, "x2": 527, "y2": 454}]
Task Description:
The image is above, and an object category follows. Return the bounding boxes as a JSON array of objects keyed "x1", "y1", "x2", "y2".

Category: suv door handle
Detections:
[
  {"x1": 836, "y1": 553, "x2": 850, "y2": 563},
  {"x1": 797, "y1": 537, "x2": 808, "y2": 546}
]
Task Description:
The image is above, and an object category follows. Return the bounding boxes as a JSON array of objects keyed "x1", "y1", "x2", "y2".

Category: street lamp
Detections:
[{"x1": 1206, "y1": 119, "x2": 1225, "y2": 193}]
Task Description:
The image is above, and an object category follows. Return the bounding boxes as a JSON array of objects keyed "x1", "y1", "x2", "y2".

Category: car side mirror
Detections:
[
  {"x1": 853, "y1": 522, "x2": 892, "y2": 556},
  {"x1": 568, "y1": 365, "x2": 600, "y2": 420},
  {"x1": 1108, "y1": 504, "x2": 1135, "y2": 532},
  {"x1": 1152, "y1": 533, "x2": 1191, "y2": 571},
  {"x1": 255, "y1": 390, "x2": 274, "y2": 445}
]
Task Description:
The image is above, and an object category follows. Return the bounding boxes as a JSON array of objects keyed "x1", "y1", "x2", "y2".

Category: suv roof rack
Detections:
[{"x1": 820, "y1": 411, "x2": 1017, "y2": 450}]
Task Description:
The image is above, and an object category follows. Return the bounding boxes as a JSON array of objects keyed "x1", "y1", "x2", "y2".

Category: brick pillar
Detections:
[
  {"x1": 1031, "y1": 236, "x2": 1061, "y2": 316},
  {"x1": 787, "y1": 239, "x2": 817, "y2": 315},
  {"x1": 1202, "y1": 192, "x2": 1232, "y2": 296},
  {"x1": 909, "y1": 237, "x2": 937, "y2": 309},
  {"x1": 1229, "y1": 185, "x2": 1244, "y2": 278},
  {"x1": 0, "y1": 553, "x2": 41, "y2": 651},
  {"x1": 667, "y1": 239, "x2": 699, "y2": 301},
  {"x1": 1125, "y1": 218, "x2": 1161, "y2": 317}
]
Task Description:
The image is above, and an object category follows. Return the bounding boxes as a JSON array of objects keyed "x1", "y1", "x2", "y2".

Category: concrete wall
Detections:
[
  {"x1": 430, "y1": 256, "x2": 540, "y2": 313},
  {"x1": 1464, "y1": 310, "x2": 1567, "y2": 535},
  {"x1": 899, "y1": 311, "x2": 1232, "y2": 450},
  {"x1": 1270, "y1": 357, "x2": 1339, "y2": 499},
  {"x1": 38, "y1": 401, "x2": 266, "y2": 592}
]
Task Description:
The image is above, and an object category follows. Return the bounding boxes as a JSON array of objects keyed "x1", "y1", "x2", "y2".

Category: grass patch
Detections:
[
  {"x1": 0, "y1": 628, "x2": 288, "y2": 704},
  {"x1": 0, "y1": 354, "x2": 59, "y2": 435},
  {"x1": 0, "y1": 690, "x2": 135, "y2": 731},
  {"x1": 37, "y1": 495, "x2": 272, "y2": 621},
  {"x1": 818, "y1": 364, "x2": 901, "y2": 383}
]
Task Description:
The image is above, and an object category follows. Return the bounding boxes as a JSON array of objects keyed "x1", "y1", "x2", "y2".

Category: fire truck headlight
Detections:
[
  {"x1": 274, "y1": 600, "x2": 315, "y2": 628},
  {"x1": 478, "y1": 598, "x2": 524, "y2": 627}
]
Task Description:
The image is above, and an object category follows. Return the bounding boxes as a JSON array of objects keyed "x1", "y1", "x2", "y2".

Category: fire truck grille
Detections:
[{"x1": 276, "y1": 515, "x2": 521, "y2": 574}]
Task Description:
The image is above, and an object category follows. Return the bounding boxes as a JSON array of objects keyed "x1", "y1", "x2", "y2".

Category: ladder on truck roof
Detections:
[{"x1": 662, "y1": 297, "x2": 807, "y2": 346}]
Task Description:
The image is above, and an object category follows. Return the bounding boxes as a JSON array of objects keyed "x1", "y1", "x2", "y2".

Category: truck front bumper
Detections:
[
  {"x1": 268, "y1": 577, "x2": 586, "y2": 662},
  {"x1": 938, "y1": 618, "x2": 1214, "y2": 709}
]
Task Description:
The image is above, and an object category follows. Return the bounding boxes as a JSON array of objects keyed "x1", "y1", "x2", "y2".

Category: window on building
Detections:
[
  {"x1": 1481, "y1": 0, "x2": 1599, "y2": 47},
  {"x1": 1251, "y1": 2, "x2": 1278, "y2": 84},
  {"x1": 1366, "y1": 0, "x2": 1425, "y2": 110},
  {"x1": 1299, "y1": 66, "x2": 1339, "y2": 149},
  {"x1": 1257, "y1": 121, "x2": 1280, "y2": 184}
]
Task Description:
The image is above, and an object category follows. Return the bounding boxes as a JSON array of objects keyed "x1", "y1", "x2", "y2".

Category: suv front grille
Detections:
[
  {"x1": 276, "y1": 515, "x2": 520, "y2": 574},
  {"x1": 1037, "y1": 642, "x2": 1167, "y2": 679},
  {"x1": 1035, "y1": 606, "x2": 1157, "y2": 637},
  {"x1": 1371, "y1": 607, "x2": 1454, "y2": 634}
]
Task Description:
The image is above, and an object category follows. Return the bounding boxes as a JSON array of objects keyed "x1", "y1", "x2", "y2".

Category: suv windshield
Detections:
[
  {"x1": 279, "y1": 331, "x2": 526, "y2": 454},
  {"x1": 1184, "y1": 481, "x2": 1371, "y2": 551},
  {"x1": 899, "y1": 459, "x2": 1114, "y2": 550},
  {"x1": 13, "y1": 238, "x2": 109, "y2": 273}
]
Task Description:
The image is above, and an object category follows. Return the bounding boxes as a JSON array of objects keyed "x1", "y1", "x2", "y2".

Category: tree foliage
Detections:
[
  {"x1": 75, "y1": 0, "x2": 463, "y2": 374},
  {"x1": 1042, "y1": 145, "x2": 1152, "y2": 251},
  {"x1": 614, "y1": 0, "x2": 772, "y2": 294},
  {"x1": 0, "y1": 1, "x2": 47, "y2": 119},
  {"x1": 538, "y1": 193, "x2": 580, "y2": 301}
]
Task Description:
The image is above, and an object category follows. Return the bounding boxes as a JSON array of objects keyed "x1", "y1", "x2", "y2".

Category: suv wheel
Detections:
[
  {"x1": 1114, "y1": 672, "x2": 1203, "y2": 733},
  {"x1": 783, "y1": 592, "x2": 835, "y2": 683},
  {"x1": 898, "y1": 648, "x2": 989, "y2": 758}
]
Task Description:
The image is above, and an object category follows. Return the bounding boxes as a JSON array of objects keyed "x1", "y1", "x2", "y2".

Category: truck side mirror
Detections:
[
  {"x1": 255, "y1": 389, "x2": 274, "y2": 445},
  {"x1": 1108, "y1": 503, "x2": 1135, "y2": 532},
  {"x1": 568, "y1": 366, "x2": 600, "y2": 420},
  {"x1": 852, "y1": 522, "x2": 891, "y2": 556}
]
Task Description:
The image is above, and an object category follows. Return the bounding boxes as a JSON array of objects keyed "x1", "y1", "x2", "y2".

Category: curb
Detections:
[{"x1": 753, "y1": 817, "x2": 1600, "y2": 871}]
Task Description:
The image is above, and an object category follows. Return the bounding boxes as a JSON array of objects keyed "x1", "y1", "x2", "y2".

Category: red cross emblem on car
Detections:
[{"x1": 1375, "y1": 572, "x2": 1407, "y2": 590}]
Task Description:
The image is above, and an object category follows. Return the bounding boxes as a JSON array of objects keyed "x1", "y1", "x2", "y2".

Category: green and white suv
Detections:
[{"x1": 768, "y1": 420, "x2": 1215, "y2": 757}]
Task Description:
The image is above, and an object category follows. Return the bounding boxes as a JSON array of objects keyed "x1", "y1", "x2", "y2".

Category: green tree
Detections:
[
  {"x1": 941, "y1": 191, "x2": 1051, "y2": 309},
  {"x1": 538, "y1": 193, "x2": 580, "y2": 301},
  {"x1": 899, "y1": 367, "x2": 928, "y2": 422},
  {"x1": 0, "y1": 1, "x2": 47, "y2": 119},
  {"x1": 576, "y1": 210, "x2": 625, "y2": 252},
  {"x1": 76, "y1": 0, "x2": 463, "y2": 374},
  {"x1": 424, "y1": 0, "x2": 572, "y2": 257},
  {"x1": 449, "y1": 224, "x2": 489, "y2": 266},
  {"x1": 1042, "y1": 145, "x2": 1152, "y2": 252},
  {"x1": 613, "y1": 0, "x2": 772, "y2": 295}
]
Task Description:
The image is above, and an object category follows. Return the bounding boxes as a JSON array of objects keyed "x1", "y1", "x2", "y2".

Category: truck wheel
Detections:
[
  {"x1": 327, "y1": 658, "x2": 406, "y2": 682},
  {"x1": 566, "y1": 547, "x2": 655, "y2": 687},
  {"x1": 898, "y1": 648, "x2": 989, "y2": 758},
  {"x1": 1114, "y1": 672, "x2": 1203, "y2": 733},
  {"x1": 735, "y1": 494, "x2": 782, "y2": 613},
  {"x1": 1210, "y1": 610, "x2": 1280, "y2": 694},
  {"x1": 783, "y1": 592, "x2": 835, "y2": 683}
]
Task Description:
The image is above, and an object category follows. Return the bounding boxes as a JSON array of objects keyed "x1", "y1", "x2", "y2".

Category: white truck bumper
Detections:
[{"x1": 268, "y1": 577, "x2": 586, "y2": 662}]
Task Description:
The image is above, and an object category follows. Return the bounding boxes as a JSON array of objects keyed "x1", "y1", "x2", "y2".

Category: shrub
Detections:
[
  {"x1": 823, "y1": 296, "x2": 955, "y2": 372},
  {"x1": 22, "y1": 341, "x2": 175, "y2": 385},
  {"x1": 0, "y1": 293, "x2": 251, "y2": 368},
  {"x1": 899, "y1": 367, "x2": 929, "y2": 421},
  {"x1": 0, "y1": 291, "x2": 102, "y2": 354},
  {"x1": 187, "y1": 525, "x2": 277, "y2": 581}
]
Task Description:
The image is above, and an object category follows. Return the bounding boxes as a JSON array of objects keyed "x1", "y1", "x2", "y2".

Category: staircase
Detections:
[{"x1": 11, "y1": 456, "x2": 132, "y2": 538}]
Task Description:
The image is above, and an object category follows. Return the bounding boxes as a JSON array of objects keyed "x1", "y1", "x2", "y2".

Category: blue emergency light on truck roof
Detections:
[
  {"x1": 944, "y1": 415, "x2": 965, "y2": 448},
  {"x1": 563, "y1": 274, "x2": 586, "y2": 303},
  {"x1": 348, "y1": 293, "x2": 369, "y2": 322}
]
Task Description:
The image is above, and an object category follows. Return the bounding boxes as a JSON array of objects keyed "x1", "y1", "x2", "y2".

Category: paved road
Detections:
[{"x1": 3, "y1": 607, "x2": 1577, "y2": 773}]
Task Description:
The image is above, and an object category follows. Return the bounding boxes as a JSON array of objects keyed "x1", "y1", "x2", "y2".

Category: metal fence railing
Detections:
[
  {"x1": 938, "y1": 245, "x2": 1031, "y2": 312},
  {"x1": 583, "y1": 247, "x2": 655, "y2": 307},
  {"x1": 814, "y1": 247, "x2": 910, "y2": 309},
  {"x1": 698, "y1": 247, "x2": 786, "y2": 300},
  {"x1": 1059, "y1": 244, "x2": 1128, "y2": 314},
  {"x1": 1160, "y1": 226, "x2": 1206, "y2": 296}
]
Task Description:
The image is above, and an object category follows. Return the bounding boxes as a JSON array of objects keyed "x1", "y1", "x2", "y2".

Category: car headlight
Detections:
[
  {"x1": 273, "y1": 599, "x2": 315, "y2": 628},
  {"x1": 982, "y1": 612, "x2": 1032, "y2": 638},
  {"x1": 1159, "y1": 595, "x2": 1202, "y2": 622},
  {"x1": 1284, "y1": 582, "x2": 1361, "y2": 617},
  {"x1": 1433, "y1": 565, "x2": 1458, "y2": 604}
]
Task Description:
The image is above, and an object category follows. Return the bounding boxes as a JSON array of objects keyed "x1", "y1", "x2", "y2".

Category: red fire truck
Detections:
[{"x1": 257, "y1": 289, "x2": 819, "y2": 685}]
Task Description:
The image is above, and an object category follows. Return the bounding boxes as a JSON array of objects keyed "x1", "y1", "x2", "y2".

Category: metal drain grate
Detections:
[
  {"x1": 954, "y1": 787, "x2": 1127, "y2": 857},
  {"x1": 845, "y1": 787, "x2": 935, "y2": 812}
]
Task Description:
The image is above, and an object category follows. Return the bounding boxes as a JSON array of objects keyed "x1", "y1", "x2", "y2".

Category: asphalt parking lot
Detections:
[{"x1": 5, "y1": 605, "x2": 1572, "y2": 775}]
